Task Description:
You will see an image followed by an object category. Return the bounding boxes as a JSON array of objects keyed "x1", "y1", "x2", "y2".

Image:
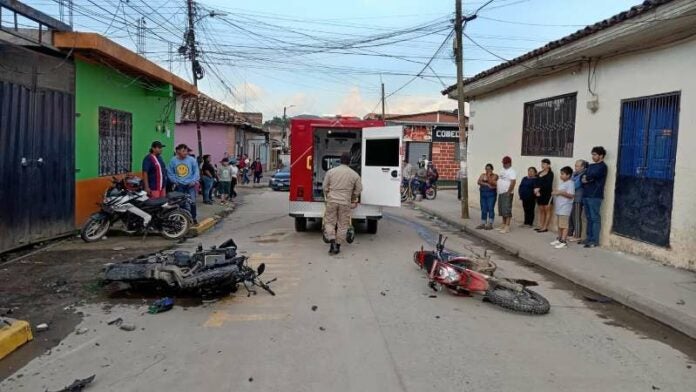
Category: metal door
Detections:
[
  {"x1": 361, "y1": 126, "x2": 403, "y2": 207},
  {"x1": 0, "y1": 44, "x2": 75, "y2": 252},
  {"x1": 407, "y1": 142, "x2": 430, "y2": 166},
  {"x1": 613, "y1": 92, "x2": 680, "y2": 247}
]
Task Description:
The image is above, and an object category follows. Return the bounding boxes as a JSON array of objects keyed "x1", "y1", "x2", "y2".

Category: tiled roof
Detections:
[
  {"x1": 239, "y1": 112, "x2": 263, "y2": 126},
  {"x1": 442, "y1": 0, "x2": 676, "y2": 95},
  {"x1": 180, "y1": 94, "x2": 248, "y2": 125}
]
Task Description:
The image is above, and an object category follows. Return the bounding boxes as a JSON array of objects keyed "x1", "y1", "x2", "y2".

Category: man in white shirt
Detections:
[{"x1": 496, "y1": 156, "x2": 517, "y2": 233}]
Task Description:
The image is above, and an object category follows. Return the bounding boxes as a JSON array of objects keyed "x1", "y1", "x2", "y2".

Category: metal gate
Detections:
[
  {"x1": 0, "y1": 43, "x2": 75, "y2": 253},
  {"x1": 406, "y1": 142, "x2": 430, "y2": 166},
  {"x1": 613, "y1": 92, "x2": 680, "y2": 247}
]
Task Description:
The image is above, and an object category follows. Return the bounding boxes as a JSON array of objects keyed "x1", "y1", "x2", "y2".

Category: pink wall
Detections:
[{"x1": 175, "y1": 123, "x2": 234, "y2": 164}]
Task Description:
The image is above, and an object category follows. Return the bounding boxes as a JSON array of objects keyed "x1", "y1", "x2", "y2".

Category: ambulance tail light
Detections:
[{"x1": 297, "y1": 186, "x2": 304, "y2": 200}]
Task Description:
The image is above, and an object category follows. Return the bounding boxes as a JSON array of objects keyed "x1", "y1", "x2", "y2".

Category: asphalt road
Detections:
[{"x1": 2, "y1": 189, "x2": 695, "y2": 391}]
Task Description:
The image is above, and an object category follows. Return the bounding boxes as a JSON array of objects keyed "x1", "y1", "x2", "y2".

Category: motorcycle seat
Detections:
[
  {"x1": 167, "y1": 191, "x2": 186, "y2": 200},
  {"x1": 144, "y1": 197, "x2": 168, "y2": 207}
]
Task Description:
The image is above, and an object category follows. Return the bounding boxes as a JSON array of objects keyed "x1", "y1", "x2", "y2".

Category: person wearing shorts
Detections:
[
  {"x1": 496, "y1": 156, "x2": 517, "y2": 234},
  {"x1": 550, "y1": 166, "x2": 575, "y2": 249}
]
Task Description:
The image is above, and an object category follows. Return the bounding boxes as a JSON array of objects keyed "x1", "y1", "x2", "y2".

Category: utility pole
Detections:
[
  {"x1": 381, "y1": 82, "x2": 386, "y2": 120},
  {"x1": 455, "y1": 0, "x2": 470, "y2": 219},
  {"x1": 186, "y1": 0, "x2": 204, "y2": 158}
]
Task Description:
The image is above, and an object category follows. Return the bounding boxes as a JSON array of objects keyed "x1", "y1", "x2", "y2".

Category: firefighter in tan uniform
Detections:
[{"x1": 323, "y1": 153, "x2": 363, "y2": 255}]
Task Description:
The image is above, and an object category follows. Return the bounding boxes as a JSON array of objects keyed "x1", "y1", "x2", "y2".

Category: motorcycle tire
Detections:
[
  {"x1": 161, "y1": 209, "x2": 192, "y2": 240},
  {"x1": 425, "y1": 187, "x2": 437, "y2": 200},
  {"x1": 484, "y1": 285, "x2": 550, "y2": 315},
  {"x1": 80, "y1": 213, "x2": 111, "y2": 242}
]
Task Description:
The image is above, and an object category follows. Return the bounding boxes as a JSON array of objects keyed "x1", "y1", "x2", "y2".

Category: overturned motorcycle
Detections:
[
  {"x1": 413, "y1": 234, "x2": 550, "y2": 315},
  {"x1": 103, "y1": 239, "x2": 276, "y2": 296}
]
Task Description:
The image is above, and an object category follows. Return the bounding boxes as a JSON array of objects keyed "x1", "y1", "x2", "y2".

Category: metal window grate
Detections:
[
  {"x1": 99, "y1": 107, "x2": 132, "y2": 176},
  {"x1": 521, "y1": 93, "x2": 577, "y2": 157}
]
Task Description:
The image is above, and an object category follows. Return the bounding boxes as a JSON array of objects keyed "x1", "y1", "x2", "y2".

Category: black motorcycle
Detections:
[
  {"x1": 80, "y1": 176, "x2": 193, "y2": 242},
  {"x1": 103, "y1": 239, "x2": 276, "y2": 295}
]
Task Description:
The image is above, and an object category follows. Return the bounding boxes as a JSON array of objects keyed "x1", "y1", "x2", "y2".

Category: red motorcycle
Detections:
[{"x1": 413, "y1": 234, "x2": 550, "y2": 315}]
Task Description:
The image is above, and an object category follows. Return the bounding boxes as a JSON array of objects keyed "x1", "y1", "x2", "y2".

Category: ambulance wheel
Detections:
[
  {"x1": 366, "y1": 219, "x2": 378, "y2": 234},
  {"x1": 295, "y1": 217, "x2": 307, "y2": 232}
]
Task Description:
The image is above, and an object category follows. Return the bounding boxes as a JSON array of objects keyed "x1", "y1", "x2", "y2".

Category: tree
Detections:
[{"x1": 263, "y1": 116, "x2": 284, "y2": 128}]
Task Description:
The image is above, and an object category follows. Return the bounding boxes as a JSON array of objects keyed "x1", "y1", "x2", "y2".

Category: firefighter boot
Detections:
[{"x1": 329, "y1": 240, "x2": 338, "y2": 255}]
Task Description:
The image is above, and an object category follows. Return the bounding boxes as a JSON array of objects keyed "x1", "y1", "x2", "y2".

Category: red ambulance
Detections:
[{"x1": 288, "y1": 117, "x2": 403, "y2": 234}]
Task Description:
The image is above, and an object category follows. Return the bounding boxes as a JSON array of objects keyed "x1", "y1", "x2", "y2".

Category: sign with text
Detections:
[{"x1": 431, "y1": 126, "x2": 460, "y2": 142}]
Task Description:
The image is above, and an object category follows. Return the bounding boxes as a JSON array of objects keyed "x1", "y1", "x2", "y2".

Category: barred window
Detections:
[
  {"x1": 99, "y1": 107, "x2": 132, "y2": 176},
  {"x1": 521, "y1": 93, "x2": 577, "y2": 157}
]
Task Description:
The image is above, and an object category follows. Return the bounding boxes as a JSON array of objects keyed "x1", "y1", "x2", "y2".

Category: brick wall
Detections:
[{"x1": 431, "y1": 142, "x2": 458, "y2": 181}]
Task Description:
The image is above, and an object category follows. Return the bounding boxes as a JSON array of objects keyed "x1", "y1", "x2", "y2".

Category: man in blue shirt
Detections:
[
  {"x1": 142, "y1": 141, "x2": 168, "y2": 198},
  {"x1": 167, "y1": 144, "x2": 200, "y2": 223},
  {"x1": 581, "y1": 146, "x2": 608, "y2": 248}
]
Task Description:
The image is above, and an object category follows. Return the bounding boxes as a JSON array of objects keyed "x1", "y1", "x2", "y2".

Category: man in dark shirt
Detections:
[
  {"x1": 581, "y1": 146, "x2": 608, "y2": 248},
  {"x1": 142, "y1": 141, "x2": 168, "y2": 198}
]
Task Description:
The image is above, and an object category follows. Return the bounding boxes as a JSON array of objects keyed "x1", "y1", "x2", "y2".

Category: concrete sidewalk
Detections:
[{"x1": 414, "y1": 189, "x2": 696, "y2": 340}]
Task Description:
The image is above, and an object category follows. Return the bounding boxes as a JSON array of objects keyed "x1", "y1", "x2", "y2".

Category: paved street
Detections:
[{"x1": 1, "y1": 188, "x2": 695, "y2": 392}]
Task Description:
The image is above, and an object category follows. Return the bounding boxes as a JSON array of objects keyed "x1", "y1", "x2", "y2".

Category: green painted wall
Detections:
[{"x1": 74, "y1": 59, "x2": 176, "y2": 180}]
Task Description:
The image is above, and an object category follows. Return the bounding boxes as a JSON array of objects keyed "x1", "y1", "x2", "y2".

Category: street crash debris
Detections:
[
  {"x1": 102, "y1": 239, "x2": 275, "y2": 296},
  {"x1": 47, "y1": 375, "x2": 95, "y2": 392}
]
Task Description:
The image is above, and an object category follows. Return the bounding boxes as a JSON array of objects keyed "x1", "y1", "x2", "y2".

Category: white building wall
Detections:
[{"x1": 466, "y1": 37, "x2": 696, "y2": 269}]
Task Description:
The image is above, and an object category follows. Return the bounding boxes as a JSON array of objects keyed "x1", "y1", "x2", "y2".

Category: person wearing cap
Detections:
[
  {"x1": 167, "y1": 143, "x2": 200, "y2": 223},
  {"x1": 496, "y1": 156, "x2": 517, "y2": 234},
  {"x1": 142, "y1": 141, "x2": 168, "y2": 199}
]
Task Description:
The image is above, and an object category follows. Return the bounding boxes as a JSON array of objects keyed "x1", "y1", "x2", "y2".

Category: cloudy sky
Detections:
[{"x1": 25, "y1": 0, "x2": 639, "y2": 121}]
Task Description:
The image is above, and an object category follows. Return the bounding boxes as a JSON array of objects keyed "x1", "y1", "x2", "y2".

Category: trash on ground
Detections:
[
  {"x1": 119, "y1": 323, "x2": 136, "y2": 331},
  {"x1": 319, "y1": 326, "x2": 326, "y2": 331},
  {"x1": 48, "y1": 374, "x2": 95, "y2": 392},
  {"x1": 112, "y1": 246, "x2": 126, "y2": 251},
  {"x1": 36, "y1": 323, "x2": 49, "y2": 332},
  {"x1": 107, "y1": 317, "x2": 122, "y2": 326},
  {"x1": 75, "y1": 327, "x2": 89, "y2": 335},
  {"x1": 311, "y1": 305, "x2": 318, "y2": 311},
  {"x1": 428, "y1": 294, "x2": 438, "y2": 298},
  {"x1": 676, "y1": 299, "x2": 686, "y2": 305},
  {"x1": 148, "y1": 297, "x2": 175, "y2": 314},
  {"x1": 583, "y1": 295, "x2": 613, "y2": 303}
]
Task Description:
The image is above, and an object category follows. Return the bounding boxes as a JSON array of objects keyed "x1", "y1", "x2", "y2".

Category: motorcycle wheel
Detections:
[
  {"x1": 80, "y1": 213, "x2": 111, "y2": 242},
  {"x1": 161, "y1": 209, "x2": 191, "y2": 239},
  {"x1": 484, "y1": 285, "x2": 550, "y2": 315},
  {"x1": 425, "y1": 186, "x2": 437, "y2": 200}
]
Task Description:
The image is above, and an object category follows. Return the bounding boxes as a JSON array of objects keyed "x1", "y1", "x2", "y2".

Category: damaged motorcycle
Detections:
[
  {"x1": 413, "y1": 234, "x2": 550, "y2": 315},
  {"x1": 103, "y1": 239, "x2": 276, "y2": 296},
  {"x1": 81, "y1": 176, "x2": 192, "y2": 242}
]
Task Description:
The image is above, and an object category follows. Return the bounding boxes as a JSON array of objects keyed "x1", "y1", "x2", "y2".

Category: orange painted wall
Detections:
[{"x1": 75, "y1": 172, "x2": 142, "y2": 226}]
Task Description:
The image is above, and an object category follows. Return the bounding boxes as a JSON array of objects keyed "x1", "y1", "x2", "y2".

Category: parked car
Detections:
[{"x1": 269, "y1": 167, "x2": 290, "y2": 191}]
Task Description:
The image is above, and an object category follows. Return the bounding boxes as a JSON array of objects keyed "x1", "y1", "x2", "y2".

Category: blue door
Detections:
[{"x1": 613, "y1": 92, "x2": 680, "y2": 247}]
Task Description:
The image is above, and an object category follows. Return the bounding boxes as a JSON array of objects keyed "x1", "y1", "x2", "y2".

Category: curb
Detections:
[
  {"x1": 414, "y1": 203, "x2": 696, "y2": 340},
  {"x1": 0, "y1": 319, "x2": 33, "y2": 360},
  {"x1": 189, "y1": 206, "x2": 235, "y2": 237}
]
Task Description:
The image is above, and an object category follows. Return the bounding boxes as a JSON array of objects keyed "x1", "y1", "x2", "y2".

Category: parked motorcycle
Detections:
[
  {"x1": 103, "y1": 239, "x2": 275, "y2": 295},
  {"x1": 80, "y1": 176, "x2": 192, "y2": 242},
  {"x1": 413, "y1": 234, "x2": 550, "y2": 314},
  {"x1": 401, "y1": 178, "x2": 437, "y2": 201}
]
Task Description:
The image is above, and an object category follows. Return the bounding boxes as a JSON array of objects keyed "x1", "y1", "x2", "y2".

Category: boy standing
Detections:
[
  {"x1": 217, "y1": 158, "x2": 233, "y2": 204},
  {"x1": 551, "y1": 166, "x2": 575, "y2": 249}
]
